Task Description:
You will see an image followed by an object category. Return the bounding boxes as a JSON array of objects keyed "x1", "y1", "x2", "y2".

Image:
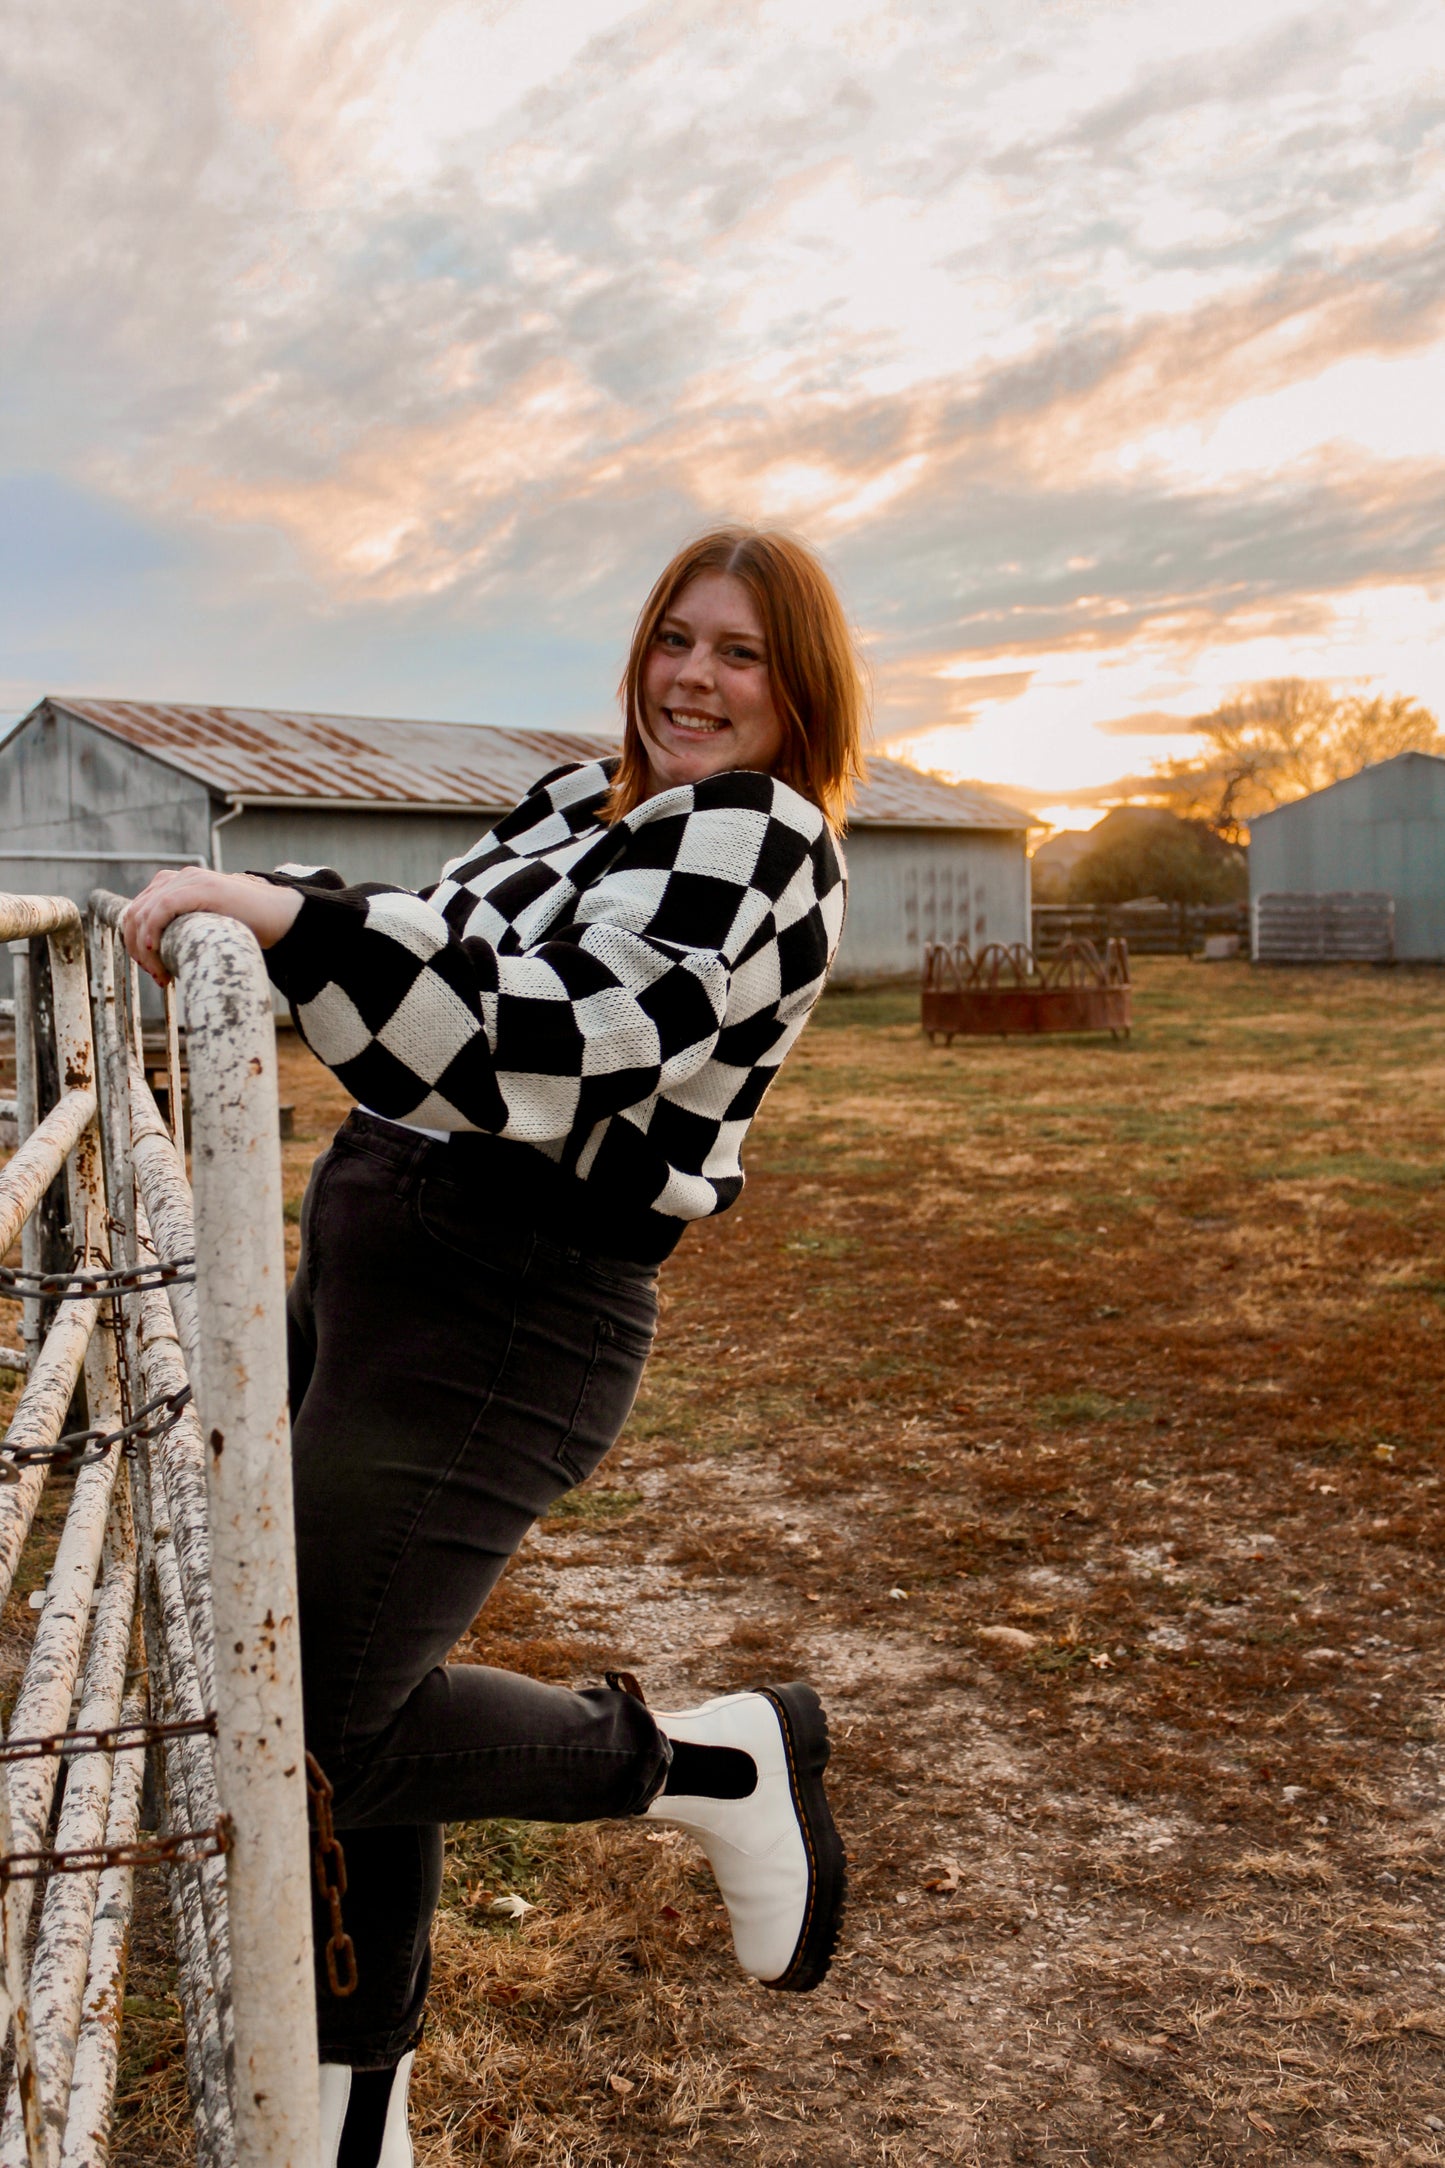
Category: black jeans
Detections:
[{"x1": 288, "y1": 1112, "x2": 670, "y2": 2067}]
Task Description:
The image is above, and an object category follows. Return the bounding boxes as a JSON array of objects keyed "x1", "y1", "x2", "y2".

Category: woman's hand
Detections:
[{"x1": 121, "y1": 869, "x2": 303, "y2": 986}]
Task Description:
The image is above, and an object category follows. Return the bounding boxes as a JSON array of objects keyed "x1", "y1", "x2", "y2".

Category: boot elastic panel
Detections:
[{"x1": 663, "y1": 1740, "x2": 757, "y2": 1799}]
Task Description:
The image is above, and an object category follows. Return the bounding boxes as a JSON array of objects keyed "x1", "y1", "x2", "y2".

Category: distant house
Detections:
[
  {"x1": 0, "y1": 698, "x2": 1033, "y2": 988},
  {"x1": 1034, "y1": 806, "x2": 1247, "y2": 900},
  {"x1": 1249, "y1": 751, "x2": 1445, "y2": 962},
  {"x1": 1028, "y1": 825, "x2": 1095, "y2": 903}
]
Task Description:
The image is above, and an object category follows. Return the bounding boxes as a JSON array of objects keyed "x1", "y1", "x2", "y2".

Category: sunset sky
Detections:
[{"x1": 5, "y1": 0, "x2": 1443, "y2": 823}]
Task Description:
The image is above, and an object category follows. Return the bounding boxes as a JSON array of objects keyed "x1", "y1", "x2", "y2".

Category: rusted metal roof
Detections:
[
  {"x1": 847, "y1": 757, "x2": 1030, "y2": 830},
  {"x1": 45, "y1": 698, "x2": 1029, "y2": 830},
  {"x1": 48, "y1": 698, "x2": 601, "y2": 813}
]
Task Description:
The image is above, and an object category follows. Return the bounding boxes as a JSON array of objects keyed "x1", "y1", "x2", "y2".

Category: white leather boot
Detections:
[
  {"x1": 644, "y1": 1682, "x2": 845, "y2": 1990},
  {"x1": 377, "y1": 2050, "x2": 415, "y2": 2168},
  {"x1": 318, "y1": 2050, "x2": 415, "y2": 2168},
  {"x1": 318, "y1": 2064, "x2": 351, "y2": 2166}
]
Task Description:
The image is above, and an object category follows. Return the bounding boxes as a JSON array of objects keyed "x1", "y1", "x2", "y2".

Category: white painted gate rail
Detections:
[{"x1": 0, "y1": 891, "x2": 318, "y2": 2167}]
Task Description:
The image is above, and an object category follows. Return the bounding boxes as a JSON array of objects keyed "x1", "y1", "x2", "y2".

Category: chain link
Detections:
[
  {"x1": 0, "y1": 1712, "x2": 216, "y2": 1766},
  {"x1": 0, "y1": 1818, "x2": 233, "y2": 1882},
  {"x1": 0, "y1": 1383, "x2": 192, "y2": 1485},
  {"x1": 306, "y1": 1753, "x2": 358, "y2": 1998},
  {"x1": 0, "y1": 1257, "x2": 195, "y2": 1302},
  {"x1": 110, "y1": 1279, "x2": 136, "y2": 1431}
]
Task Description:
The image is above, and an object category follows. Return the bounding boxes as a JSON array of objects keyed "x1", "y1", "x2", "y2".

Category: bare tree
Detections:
[{"x1": 1147, "y1": 680, "x2": 1442, "y2": 842}]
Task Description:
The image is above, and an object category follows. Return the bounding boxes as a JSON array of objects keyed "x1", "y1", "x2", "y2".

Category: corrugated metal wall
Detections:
[
  {"x1": 224, "y1": 808, "x2": 498, "y2": 888},
  {"x1": 1249, "y1": 753, "x2": 1445, "y2": 961},
  {"x1": 833, "y1": 827, "x2": 1029, "y2": 981},
  {"x1": 0, "y1": 706, "x2": 212, "y2": 859}
]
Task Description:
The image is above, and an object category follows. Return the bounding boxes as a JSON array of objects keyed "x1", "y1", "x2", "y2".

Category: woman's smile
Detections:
[{"x1": 663, "y1": 707, "x2": 729, "y2": 735}]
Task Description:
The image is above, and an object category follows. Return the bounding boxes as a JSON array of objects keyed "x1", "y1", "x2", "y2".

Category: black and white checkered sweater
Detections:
[{"x1": 261, "y1": 759, "x2": 847, "y2": 1260}]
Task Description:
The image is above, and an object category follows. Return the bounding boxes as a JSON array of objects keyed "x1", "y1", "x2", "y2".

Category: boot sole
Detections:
[{"x1": 759, "y1": 1683, "x2": 847, "y2": 1992}]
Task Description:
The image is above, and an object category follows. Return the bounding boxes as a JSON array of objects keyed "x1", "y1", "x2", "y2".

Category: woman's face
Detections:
[{"x1": 639, "y1": 569, "x2": 786, "y2": 796}]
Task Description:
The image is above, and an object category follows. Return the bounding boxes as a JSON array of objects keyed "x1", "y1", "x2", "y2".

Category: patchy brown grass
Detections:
[{"x1": 13, "y1": 958, "x2": 1445, "y2": 2163}]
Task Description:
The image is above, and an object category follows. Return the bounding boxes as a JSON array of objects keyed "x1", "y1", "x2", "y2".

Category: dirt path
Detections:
[{"x1": 428, "y1": 1386, "x2": 1443, "y2": 2167}]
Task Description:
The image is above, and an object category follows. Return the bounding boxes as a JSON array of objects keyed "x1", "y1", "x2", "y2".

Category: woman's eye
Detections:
[
  {"x1": 725, "y1": 645, "x2": 761, "y2": 663},
  {"x1": 658, "y1": 630, "x2": 687, "y2": 649}
]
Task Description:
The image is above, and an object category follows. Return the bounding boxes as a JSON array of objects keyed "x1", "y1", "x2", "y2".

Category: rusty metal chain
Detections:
[
  {"x1": 0, "y1": 1817, "x2": 233, "y2": 1882},
  {"x1": 0, "y1": 1256, "x2": 195, "y2": 1301},
  {"x1": 306, "y1": 1753, "x2": 358, "y2": 1998},
  {"x1": 109, "y1": 1281, "x2": 136, "y2": 1429},
  {"x1": 0, "y1": 1382, "x2": 192, "y2": 1485},
  {"x1": 0, "y1": 1712, "x2": 216, "y2": 1766}
]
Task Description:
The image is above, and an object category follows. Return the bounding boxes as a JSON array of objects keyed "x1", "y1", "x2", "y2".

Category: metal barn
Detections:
[
  {"x1": 0, "y1": 697, "x2": 1031, "y2": 988},
  {"x1": 1249, "y1": 751, "x2": 1445, "y2": 962}
]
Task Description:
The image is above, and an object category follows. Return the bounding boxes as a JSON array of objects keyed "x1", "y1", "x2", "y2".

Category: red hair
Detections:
[{"x1": 604, "y1": 528, "x2": 867, "y2": 831}]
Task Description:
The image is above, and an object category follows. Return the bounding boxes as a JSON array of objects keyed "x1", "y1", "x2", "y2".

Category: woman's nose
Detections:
[{"x1": 676, "y1": 643, "x2": 714, "y2": 687}]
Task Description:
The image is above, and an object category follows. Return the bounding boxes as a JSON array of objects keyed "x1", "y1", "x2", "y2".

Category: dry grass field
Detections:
[{"x1": 4, "y1": 956, "x2": 1445, "y2": 2164}]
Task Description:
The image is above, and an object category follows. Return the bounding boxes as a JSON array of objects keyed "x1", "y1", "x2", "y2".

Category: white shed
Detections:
[{"x1": 0, "y1": 698, "x2": 1031, "y2": 986}]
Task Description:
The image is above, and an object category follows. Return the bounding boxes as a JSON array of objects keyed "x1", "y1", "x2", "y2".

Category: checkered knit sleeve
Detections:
[{"x1": 258, "y1": 769, "x2": 843, "y2": 1150}]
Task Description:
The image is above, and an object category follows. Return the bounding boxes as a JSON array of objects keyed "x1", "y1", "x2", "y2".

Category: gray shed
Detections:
[
  {"x1": 0, "y1": 697, "x2": 1031, "y2": 988},
  {"x1": 1249, "y1": 751, "x2": 1445, "y2": 962}
]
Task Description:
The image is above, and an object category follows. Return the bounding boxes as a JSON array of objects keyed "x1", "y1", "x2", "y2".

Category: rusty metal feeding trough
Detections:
[{"x1": 922, "y1": 937, "x2": 1132, "y2": 1043}]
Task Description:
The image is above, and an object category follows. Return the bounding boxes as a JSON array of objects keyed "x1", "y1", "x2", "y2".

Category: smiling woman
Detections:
[{"x1": 119, "y1": 525, "x2": 863, "y2": 2168}]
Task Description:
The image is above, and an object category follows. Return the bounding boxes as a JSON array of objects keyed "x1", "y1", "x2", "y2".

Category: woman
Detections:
[{"x1": 123, "y1": 526, "x2": 863, "y2": 2167}]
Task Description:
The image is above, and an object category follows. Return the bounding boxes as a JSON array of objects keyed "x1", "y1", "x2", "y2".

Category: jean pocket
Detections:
[
  {"x1": 556, "y1": 1313, "x2": 654, "y2": 1484},
  {"x1": 415, "y1": 1176, "x2": 533, "y2": 1280}
]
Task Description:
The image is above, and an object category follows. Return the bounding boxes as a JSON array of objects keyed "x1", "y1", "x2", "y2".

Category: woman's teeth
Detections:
[{"x1": 668, "y1": 710, "x2": 728, "y2": 732}]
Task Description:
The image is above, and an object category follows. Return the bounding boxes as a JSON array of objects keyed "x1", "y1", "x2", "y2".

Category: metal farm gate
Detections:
[{"x1": 0, "y1": 891, "x2": 317, "y2": 2166}]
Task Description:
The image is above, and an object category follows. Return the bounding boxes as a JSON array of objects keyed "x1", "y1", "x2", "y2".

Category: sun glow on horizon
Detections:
[
  {"x1": 1032, "y1": 805, "x2": 1106, "y2": 833},
  {"x1": 882, "y1": 575, "x2": 1445, "y2": 806}
]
